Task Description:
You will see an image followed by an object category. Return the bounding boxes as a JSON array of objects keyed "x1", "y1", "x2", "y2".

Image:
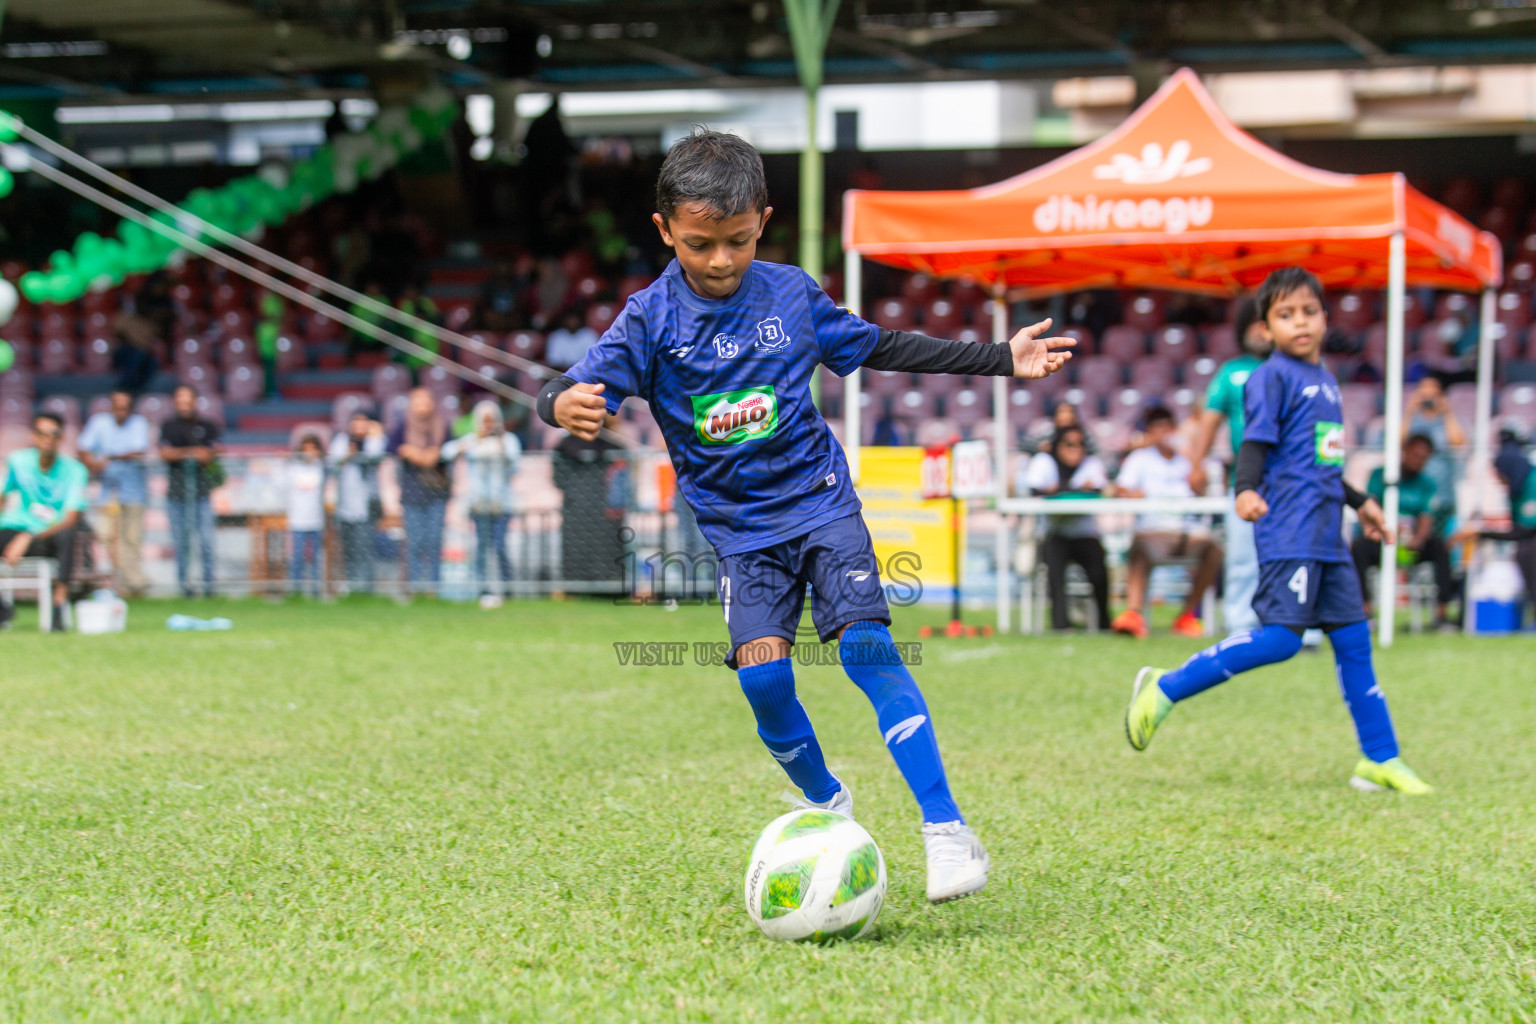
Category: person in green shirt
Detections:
[
  {"x1": 1351, "y1": 433, "x2": 1454, "y2": 628},
  {"x1": 0, "y1": 411, "x2": 90, "y2": 630},
  {"x1": 396, "y1": 283, "x2": 441, "y2": 372},
  {"x1": 347, "y1": 280, "x2": 390, "y2": 361},
  {"x1": 1186, "y1": 297, "x2": 1271, "y2": 634}
]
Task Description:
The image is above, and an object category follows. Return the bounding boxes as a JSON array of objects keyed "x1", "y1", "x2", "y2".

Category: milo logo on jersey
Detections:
[
  {"x1": 692, "y1": 385, "x2": 780, "y2": 445},
  {"x1": 1315, "y1": 421, "x2": 1346, "y2": 466}
]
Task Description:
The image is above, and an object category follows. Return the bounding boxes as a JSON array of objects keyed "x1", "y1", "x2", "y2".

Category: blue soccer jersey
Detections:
[
  {"x1": 566, "y1": 259, "x2": 880, "y2": 556},
  {"x1": 1242, "y1": 351, "x2": 1351, "y2": 564}
]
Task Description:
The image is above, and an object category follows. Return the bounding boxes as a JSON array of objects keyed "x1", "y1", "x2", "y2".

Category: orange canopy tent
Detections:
[{"x1": 839, "y1": 68, "x2": 1503, "y2": 643}]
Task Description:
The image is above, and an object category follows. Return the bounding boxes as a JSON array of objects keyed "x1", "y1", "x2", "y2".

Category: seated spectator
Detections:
[
  {"x1": 1352, "y1": 433, "x2": 1454, "y2": 628},
  {"x1": 0, "y1": 412, "x2": 88, "y2": 631},
  {"x1": 347, "y1": 280, "x2": 390, "y2": 360},
  {"x1": 78, "y1": 389, "x2": 152, "y2": 597},
  {"x1": 545, "y1": 306, "x2": 599, "y2": 370},
  {"x1": 1110, "y1": 406, "x2": 1223, "y2": 639},
  {"x1": 1453, "y1": 428, "x2": 1536, "y2": 624},
  {"x1": 396, "y1": 283, "x2": 443, "y2": 371},
  {"x1": 477, "y1": 258, "x2": 531, "y2": 332},
  {"x1": 443, "y1": 401, "x2": 522, "y2": 607},
  {"x1": 328, "y1": 411, "x2": 386, "y2": 594},
  {"x1": 285, "y1": 432, "x2": 327, "y2": 598},
  {"x1": 1403, "y1": 372, "x2": 1464, "y2": 499},
  {"x1": 110, "y1": 313, "x2": 161, "y2": 395},
  {"x1": 1023, "y1": 424, "x2": 1110, "y2": 630}
]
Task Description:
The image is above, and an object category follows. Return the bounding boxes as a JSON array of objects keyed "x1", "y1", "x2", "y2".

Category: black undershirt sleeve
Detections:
[
  {"x1": 1341, "y1": 482, "x2": 1370, "y2": 511},
  {"x1": 1232, "y1": 439, "x2": 1272, "y2": 494},
  {"x1": 860, "y1": 328, "x2": 1014, "y2": 376},
  {"x1": 537, "y1": 375, "x2": 576, "y2": 428}
]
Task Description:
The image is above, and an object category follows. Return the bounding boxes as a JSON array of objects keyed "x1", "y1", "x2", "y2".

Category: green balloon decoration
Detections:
[
  {"x1": 29, "y1": 91, "x2": 456, "y2": 299},
  {"x1": 0, "y1": 167, "x2": 13, "y2": 198},
  {"x1": 0, "y1": 340, "x2": 14, "y2": 374}
]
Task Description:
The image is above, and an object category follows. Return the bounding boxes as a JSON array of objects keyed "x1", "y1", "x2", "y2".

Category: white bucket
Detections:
[{"x1": 74, "y1": 597, "x2": 128, "y2": 635}]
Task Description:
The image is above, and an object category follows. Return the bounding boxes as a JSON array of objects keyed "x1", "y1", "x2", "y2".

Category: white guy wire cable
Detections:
[
  {"x1": 11, "y1": 118, "x2": 553, "y2": 382},
  {"x1": 10, "y1": 145, "x2": 643, "y2": 449}
]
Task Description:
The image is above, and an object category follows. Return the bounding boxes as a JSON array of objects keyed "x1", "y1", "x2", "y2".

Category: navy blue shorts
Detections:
[
  {"x1": 1252, "y1": 559, "x2": 1367, "y2": 628},
  {"x1": 716, "y1": 514, "x2": 892, "y2": 668}
]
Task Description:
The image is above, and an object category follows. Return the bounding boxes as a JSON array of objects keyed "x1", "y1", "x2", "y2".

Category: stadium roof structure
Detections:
[{"x1": 842, "y1": 68, "x2": 1503, "y2": 297}]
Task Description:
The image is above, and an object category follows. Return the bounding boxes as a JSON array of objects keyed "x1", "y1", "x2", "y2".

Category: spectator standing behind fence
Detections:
[
  {"x1": 328, "y1": 411, "x2": 386, "y2": 594},
  {"x1": 1454, "y1": 429, "x2": 1536, "y2": 622},
  {"x1": 0, "y1": 412, "x2": 87, "y2": 632},
  {"x1": 78, "y1": 389, "x2": 151, "y2": 597},
  {"x1": 388, "y1": 388, "x2": 450, "y2": 596},
  {"x1": 442, "y1": 401, "x2": 522, "y2": 608},
  {"x1": 284, "y1": 433, "x2": 327, "y2": 598},
  {"x1": 158, "y1": 385, "x2": 222, "y2": 598},
  {"x1": 1110, "y1": 406, "x2": 1223, "y2": 640},
  {"x1": 1352, "y1": 433, "x2": 1455, "y2": 629},
  {"x1": 545, "y1": 307, "x2": 599, "y2": 370},
  {"x1": 1023, "y1": 424, "x2": 1111, "y2": 631}
]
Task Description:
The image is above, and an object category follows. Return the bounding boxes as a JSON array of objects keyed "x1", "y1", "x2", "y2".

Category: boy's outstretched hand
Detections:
[
  {"x1": 1356, "y1": 497, "x2": 1396, "y2": 544},
  {"x1": 553, "y1": 381, "x2": 608, "y2": 440},
  {"x1": 1008, "y1": 318, "x2": 1076, "y2": 379}
]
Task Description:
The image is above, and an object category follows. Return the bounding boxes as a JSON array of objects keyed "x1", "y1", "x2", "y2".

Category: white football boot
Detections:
[
  {"x1": 793, "y1": 778, "x2": 854, "y2": 820},
  {"x1": 923, "y1": 821, "x2": 989, "y2": 904}
]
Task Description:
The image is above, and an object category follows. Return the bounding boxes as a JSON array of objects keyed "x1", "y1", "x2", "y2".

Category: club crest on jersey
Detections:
[
  {"x1": 712, "y1": 333, "x2": 739, "y2": 359},
  {"x1": 755, "y1": 316, "x2": 790, "y2": 352},
  {"x1": 691, "y1": 385, "x2": 780, "y2": 445}
]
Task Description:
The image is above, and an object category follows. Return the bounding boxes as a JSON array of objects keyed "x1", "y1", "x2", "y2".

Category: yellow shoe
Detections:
[
  {"x1": 1124, "y1": 667, "x2": 1173, "y2": 751},
  {"x1": 1350, "y1": 756, "x2": 1433, "y2": 795}
]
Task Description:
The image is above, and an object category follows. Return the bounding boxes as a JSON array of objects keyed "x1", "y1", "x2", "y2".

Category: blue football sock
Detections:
[
  {"x1": 737, "y1": 658, "x2": 840, "y2": 803},
  {"x1": 1157, "y1": 624, "x2": 1304, "y2": 703},
  {"x1": 1328, "y1": 620, "x2": 1399, "y2": 762},
  {"x1": 839, "y1": 621, "x2": 962, "y2": 825}
]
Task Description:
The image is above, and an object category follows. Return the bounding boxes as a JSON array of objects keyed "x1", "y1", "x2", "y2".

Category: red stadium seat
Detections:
[
  {"x1": 1098, "y1": 325, "x2": 1145, "y2": 362},
  {"x1": 1202, "y1": 324, "x2": 1238, "y2": 359},
  {"x1": 1056, "y1": 326, "x2": 1093, "y2": 355},
  {"x1": 37, "y1": 337, "x2": 76, "y2": 375},
  {"x1": 1129, "y1": 359, "x2": 1174, "y2": 397},
  {"x1": 179, "y1": 362, "x2": 218, "y2": 393},
  {"x1": 303, "y1": 311, "x2": 342, "y2": 343},
  {"x1": 1107, "y1": 388, "x2": 1148, "y2": 426},
  {"x1": 1122, "y1": 293, "x2": 1166, "y2": 332},
  {"x1": 224, "y1": 364, "x2": 263, "y2": 404},
  {"x1": 923, "y1": 298, "x2": 963, "y2": 337},
  {"x1": 1497, "y1": 290, "x2": 1530, "y2": 334},
  {"x1": 81, "y1": 335, "x2": 114, "y2": 374},
  {"x1": 1440, "y1": 177, "x2": 1480, "y2": 218},
  {"x1": 195, "y1": 395, "x2": 226, "y2": 429},
  {"x1": 871, "y1": 297, "x2": 915, "y2": 331},
  {"x1": 274, "y1": 334, "x2": 306, "y2": 372},
  {"x1": 0, "y1": 367, "x2": 35, "y2": 398},
  {"x1": 1152, "y1": 323, "x2": 1196, "y2": 363},
  {"x1": 39, "y1": 309, "x2": 75, "y2": 340},
  {"x1": 223, "y1": 334, "x2": 256, "y2": 367},
  {"x1": 1331, "y1": 292, "x2": 1375, "y2": 332},
  {"x1": 1480, "y1": 206, "x2": 1518, "y2": 244},
  {"x1": 1184, "y1": 356, "x2": 1219, "y2": 396},
  {"x1": 506, "y1": 330, "x2": 546, "y2": 365},
  {"x1": 0, "y1": 394, "x2": 30, "y2": 426},
  {"x1": 1073, "y1": 355, "x2": 1123, "y2": 395},
  {"x1": 176, "y1": 335, "x2": 210, "y2": 367},
  {"x1": 900, "y1": 274, "x2": 938, "y2": 304},
  {"x1": 586, "y1": 302, "x2": 619, "y2": 334},
  {"x1": 572, "y1": 274, "x2": 606, "y2": 302},
  {"x1": 1400, "y1": 291, "x2": 1426, "y2": 332},
  {"x1": 420, "y1": 364, "x2": 460, "y2": 399},
  {"x1": 1339, "y1": 384, "x2": 1380, "y2": 429},
  {"x1": 1436, "y1": 292, "x2": 1474, "y2": 319},
  {"x1": 617, "y1": 275, "x2": 655, "y2": 303},
  {"x1": 893, "y1": 387, "x2": 935, "y2": 420},
  {"x1": 220, "y1": 308, "x2": 254, "y2": 335},
  {"x1": 1510, "y1": 262, "x2": 1536, "y2": 292},
  {"x1": 39, "y1": 395, "x2": 80, "y2": 434},
  {"x1": 134, "y1": 393, "x2": 175, "y2": 427},
  {"x1": 1500, "y1": 383, "x2": 1536, "y2": 423},
  {"x1": 1493, "y1": 176, "x2": 1527, "y2": 210}
]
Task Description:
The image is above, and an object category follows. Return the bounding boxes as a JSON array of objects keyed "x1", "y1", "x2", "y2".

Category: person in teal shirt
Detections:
[
  {"x1": 1352, "y1": 433, "x2": 1454, "y2": 628},
  {"x1": 1186, "y1": 297, "x2": 1271, "y2": 633},
  {"x1": 0, "y1": 411, "x2": 90, "y2": 630}
]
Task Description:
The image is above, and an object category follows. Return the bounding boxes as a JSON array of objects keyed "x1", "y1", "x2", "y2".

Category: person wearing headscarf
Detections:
[
  {"x1": 443, "y1": 401, "x2": 523, "y2": 607},
  {"x1": 387, "y1": 388, "x2": 450, "y2": 595},
  {"x1": 1021, "y1": 423, "x2": 1111, "y2": 630}
]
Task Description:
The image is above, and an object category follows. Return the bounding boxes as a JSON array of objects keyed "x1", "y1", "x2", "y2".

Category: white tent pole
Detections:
[
  {"x1": 1469, "y1": 287, "x2": 1497, "y2": 636},
  {"x1": 993, "y1": 288, "x2": 1011, "y2": 633},
  {"x1": 1472, "y1": 289, "x2": 1497, "y2": 517},
  {"x1": 1379, "y1": 231, "x2": 1406, "y2": 646},
  {"x1": 844, "y1": 250, "x2": 862, "y2": 485}
]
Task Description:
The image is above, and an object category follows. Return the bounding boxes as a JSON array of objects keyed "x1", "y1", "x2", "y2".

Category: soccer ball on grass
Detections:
[{"x1": 744, "y1": 809, "x2": 886, "y2": 942}]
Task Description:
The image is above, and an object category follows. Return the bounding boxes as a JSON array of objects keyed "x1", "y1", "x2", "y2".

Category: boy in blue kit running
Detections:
[
  {"x1": 1124, "y1": 266, "x2": 1432, "y2": 795},
  {"x1": 538, "y1": 129, "x2": 1075, "y2": 902}
]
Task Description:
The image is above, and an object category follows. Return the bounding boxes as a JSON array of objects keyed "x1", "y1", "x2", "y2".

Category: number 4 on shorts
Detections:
[{"x1": 1287, "y1": 565, "x2": 1308, "y2": 604}]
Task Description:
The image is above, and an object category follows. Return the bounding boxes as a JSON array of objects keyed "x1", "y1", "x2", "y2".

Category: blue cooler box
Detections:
[{"x1": 1471, "y1": 600, "x2": 1523, "y2": 634}]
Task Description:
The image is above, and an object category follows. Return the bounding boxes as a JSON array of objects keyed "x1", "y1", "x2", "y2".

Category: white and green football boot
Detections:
[
  {"x1": 1125, "y1": 666, "x2": 1174, "y2": 752},
  {"x1": 1350, "y1": 757, "x2": 1433, "y2": 795}
]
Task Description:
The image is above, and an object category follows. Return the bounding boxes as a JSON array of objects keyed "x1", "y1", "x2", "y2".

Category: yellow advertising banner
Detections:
[{"x1": 855, "y1": 446, "x2": 960, "y2": 604}]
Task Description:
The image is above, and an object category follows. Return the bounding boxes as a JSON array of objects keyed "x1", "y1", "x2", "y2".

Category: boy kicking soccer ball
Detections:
[
  {"x1": 538, "y1": 129, "x2": 1075, "y2": 901},
  {"x1": 1124, "y1": 266, "x2": 1432, "y2": 795}
]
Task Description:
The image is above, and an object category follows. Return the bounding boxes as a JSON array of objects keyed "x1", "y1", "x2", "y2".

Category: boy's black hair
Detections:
[
  {"x1": 655, "y1": 127, "x2": 769, "y2": 223},
  {"x1": 1143, "y1": 405, "x2": 1175, "y2": 428},
  {"x1": 1232, "y1": 296, "x2": 1260, "y2": 347},
  {"x1": 297, "y1": 432, "x2": 322, "y2": 450},
  {"x1": 1405, "y1": 432, "x2": 1437, "y2": 452},
  {"x1": 33, "y1": 410, "x2": 63, "y2": 431},
  {"x1": 1256, "y1": 266, "x2": 1324, "y2": 321}
]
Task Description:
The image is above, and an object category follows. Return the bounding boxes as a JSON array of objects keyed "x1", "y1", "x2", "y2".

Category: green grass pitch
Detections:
[{"x1": 1, "y1": 598, "x2": 1534, "y2": 1021}]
